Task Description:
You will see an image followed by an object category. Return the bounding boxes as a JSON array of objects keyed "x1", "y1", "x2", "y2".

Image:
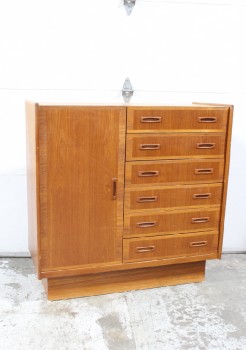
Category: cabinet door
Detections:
[{"x1": 38, "y1": 106, "x2": 126, "y2": 271}]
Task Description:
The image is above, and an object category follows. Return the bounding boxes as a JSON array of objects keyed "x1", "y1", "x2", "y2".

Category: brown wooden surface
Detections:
[
  {"x1": 40, "y1": 250, "x2": 217, "y2": 278},
  {"x1": 127, "y1": 106, "x2": 229, "y2": 133},
  {"x1": 124, "y1": 183, "x2": 223, "y2": 213},
  {"x1": 125, "y1": 159, "x2": 224, "y2": 188},
  {"x1": 38, "y1": 106, "x2": 126, "y2": 271},
  {"x1": 26, "y1": 102, "x2": 233, "y2": 298},
  {"x1": 45, "y1": 261, "x2": 206, "y2": 300},
  {"x1": 26, "y1": 102, "x2": 40, "y2": 277},
  {"x1": 126, "y1": 133, "x2": 226, "y2": 161},
  {"x1": 192, "y1": 103, "x2": 233, "y2": 257},
  {"x1": 218, "y1": 106, "x2": 234, "y2": 256},
  {"x1": 124, "y1": 207, "x2": 220, "y2": 237},
  {"x1": 123, "y1": 232, "x2": 218, "y2": 262}
]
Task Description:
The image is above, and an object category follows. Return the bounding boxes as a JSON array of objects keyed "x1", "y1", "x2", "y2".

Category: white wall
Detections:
[{"x1": 0, "y1": 0, "x2": 246, "y2": 254}]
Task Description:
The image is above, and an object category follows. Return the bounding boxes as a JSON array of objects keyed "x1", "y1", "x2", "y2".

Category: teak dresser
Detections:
[{"x1": 26, "y1": 102, "x2": 233, "y2": 300}]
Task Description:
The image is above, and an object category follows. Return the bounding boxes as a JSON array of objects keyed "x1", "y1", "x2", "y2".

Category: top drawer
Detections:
[{"x1": 127, "y1": 107, "x2": 229, "y2": 133}]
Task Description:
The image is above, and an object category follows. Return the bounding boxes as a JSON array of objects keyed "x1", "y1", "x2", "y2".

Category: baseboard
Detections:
[
  {"x1": 221, "y1": 251, "x2": 246, "y2": 254},
  {"x1": 45, "y1": 261, "x2": 206, "y2": 300},
  {"x1": 0, "y1": 252, "x2": 31, "y2": 257}
]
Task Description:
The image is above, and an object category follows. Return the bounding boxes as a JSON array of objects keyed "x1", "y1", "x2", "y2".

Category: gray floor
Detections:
[{"x1": 1, "y1": 255, "x2": 246, "y2": 350}]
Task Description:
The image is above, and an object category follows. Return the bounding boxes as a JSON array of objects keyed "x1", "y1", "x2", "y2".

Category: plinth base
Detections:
[{"x1": 42, "y1": 261, "x2": 206, "y2": 300}]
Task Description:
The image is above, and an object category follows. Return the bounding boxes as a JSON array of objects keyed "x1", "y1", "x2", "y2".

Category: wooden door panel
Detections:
[{"x1": 38, "y1": 106, "x2": 126, "y2": 271}]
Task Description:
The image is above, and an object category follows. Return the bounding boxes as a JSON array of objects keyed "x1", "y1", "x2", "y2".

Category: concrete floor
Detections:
[{"x1": 0, "y1": 255, "x2": 246, "y2": 350}]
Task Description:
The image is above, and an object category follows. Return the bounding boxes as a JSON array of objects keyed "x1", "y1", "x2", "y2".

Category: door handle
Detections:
[
  {"x1": 140, "y1": 116, "x2": 162, "y2": 123},
  {"x1": 193, "y1": 193, "x2": 212, "y2": 199},
  {"x1": 195, "y1": 168, "x2": 214, "y2": 175},
  {"x1": 189, "y1": 241, "x2": 208, "y2": 247},
  {"x1": 136, "y1": 246, "x2": 156, "y2": 253},
  {"x1": 137, "y1": 196, "x2": 158, "y2": 203},
  {"x1": 198, "y1": 117, "x2": 217, "y2": 123},
  {"x1": 112, "y1": 178, "x2": 117, "y2": 200},
  {"x1": 139, "y1": 144, "x2": 161, "y2": 150},
  {"x1": 136, "y1": 221, "x2": 157, "y2": 228},
  {"x1": 138, "y1": 171, "x2": 159, "y2": 177},
  {"x1": 196, "y1": 143, "x2": 215, "y2": 149},
  {"x1": 191, "y1": 217, "x2": 210, "y2": 224}
]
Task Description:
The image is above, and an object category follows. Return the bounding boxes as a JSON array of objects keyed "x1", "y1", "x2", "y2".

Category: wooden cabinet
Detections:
[{"x1": 26, "y1": 102, "x2": 233, "y2": 300}]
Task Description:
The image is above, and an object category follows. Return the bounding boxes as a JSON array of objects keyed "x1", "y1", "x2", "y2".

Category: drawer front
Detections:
[
  {"x1": 124, "y1": 208, "x2": 220, "y2": 237},
  {"x1": 127, "y1": 107, "x2": 229, "y2": 133},
  {"x1": 124, "y1": 184, "x2": 223, "y2": 213},
  {"x1": 126, "y1": 133, "x2": 226, "y2": 161},
  {"x1": 125, "y1": 159, "x2": 224, "y2": 187},
  {"x1": 123, "y1": 232, "x2": 219, "y2": 262}
]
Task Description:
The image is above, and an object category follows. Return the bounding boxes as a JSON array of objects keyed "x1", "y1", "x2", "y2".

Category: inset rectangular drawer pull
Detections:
[
  {"x1": 198, "y1": 117, "x2": 217, "y2": 123},
  {"x1": 139, "y1": 144, "x2": 161, "y2": 150},
  {"x1": 193, "y1": 193, "x2": 212, "y2": 199},
  {"x1": 191, "y1": 217, "x2": 209, "y2": 224},
  {"x1": 195, "y1": 168, "x2": 214, "y2": 175},
  {"x1": 112, "y1": 178, "x2": 117, "y2": 200},
  {"x1": 136, "y1": 245, "x2": 156, "y2": 253},
  {"x1": 196, "y1": 143, "x2": 215, "y2": 149},
  {"x1": 138, "y1": 171, "x2": 159, "y2": 177},
  {"x1": 137, "y1": 196, "x2": 158, "y2": 203},
  {"x1": 140, "y1": 116, "x2": 162, "y2": 123},
  {"x1": 189, "y1": 241, "x2": 208, "y2": 247},
  {"x1": 136, "y1": 221, "x2": 157, "y2": 228}
]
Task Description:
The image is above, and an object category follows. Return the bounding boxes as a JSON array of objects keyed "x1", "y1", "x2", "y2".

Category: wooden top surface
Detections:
[{"x1": 26, "y1": 100, "x2": 231, "y2": 108}]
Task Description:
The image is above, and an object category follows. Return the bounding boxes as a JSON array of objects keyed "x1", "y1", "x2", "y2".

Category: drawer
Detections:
[
  {"x1": 124, "y1": 208, "x2": 220, "y2": 237},
  {"x1": 125, "y1": 159, "x2": 224, "y2": 187},
  {"x1": 126, "y1": 133, "x2": 226, "y2": 161},
  {"x1": 127, "y1": 107, "x2": 229, "y2": 133},
  {"x1": 123, "y1": 232, "x2": 219, "y2": 262},
  {"x1": 124, "y1": 184, "x2": 223, "y2": 213}
]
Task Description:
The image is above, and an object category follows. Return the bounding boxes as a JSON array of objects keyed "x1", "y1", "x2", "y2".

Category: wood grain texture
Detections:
[
  {"x1": 218, "y1": 106, "x2": 233, "y2": 256},
  {"x1": 124, "y1": 207, "x2": 220, "y2": 237},
  {"x1": 124, "y1": 183, "x2": 223, "y2": 213},
  {"x1": 40, "y1": 250, "x2": 217, "y2": 278},
  {"x1": 26, "y1": 101, "x2": 41, "y2": 277},
  {"x1": 127, "y1": 106, "x2": 228, "y2": 133},
  {"x1": 192, "y1": 103, "x2": 233, "y2": 257},
  {"x1": 123, "y1": 232, "x2": 218, "y2": 262},
  {"x1": 126, "y1": 133, "x2": 226, "y2": 161},
  {"x1": 125, "y1": 159, "x2": 224, "y2": 188},
  {"x1": 45, "y1": 261, "x2": 206, "y2": 300},
  {"x1": 26, "y1": 102, "x2": 233, "y2": 298},
  {"x1": 38, "y1": 106, "x2": 126, "y2": 271}
]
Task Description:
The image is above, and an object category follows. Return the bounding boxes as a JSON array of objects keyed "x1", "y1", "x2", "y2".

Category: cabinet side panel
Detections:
[
  {"x1": 26, "y1": 101, "x2": 40, "y2": 277},
  {"x1": 218, "y1": 106, "x2": 234, "y2": 257}
]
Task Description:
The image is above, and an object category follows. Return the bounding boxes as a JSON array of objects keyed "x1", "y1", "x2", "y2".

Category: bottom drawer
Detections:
[{"x1": 123, "y1": 232, "x2": 218, "y2": 262}]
